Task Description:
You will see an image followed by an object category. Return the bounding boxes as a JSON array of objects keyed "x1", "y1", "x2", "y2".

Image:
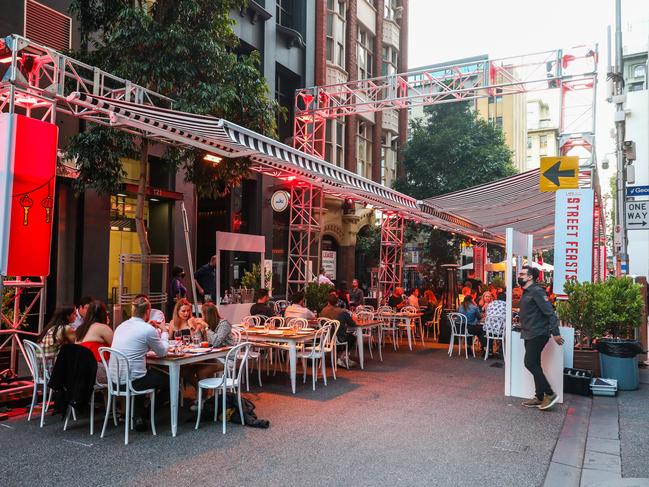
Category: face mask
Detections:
[{"x1": 517, "y1": 277, "x2": 527, "y2": 287}]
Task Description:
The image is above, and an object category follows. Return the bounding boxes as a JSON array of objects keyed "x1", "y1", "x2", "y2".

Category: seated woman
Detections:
[
  {"x1": 75, "y1": 300, "x2": 113, "y2": 384},
  {"x1": 38, "y1": 306, "x2": 76, "y2": 373},
  {"x1": 458, "y1": 295, "x2": 485, "y2": 350},
  {"x1": 478, "y1": 291, "x2": 494, "y2": 314},
  {"x1": 203, "y1": 303, "x2": 235, "y2": 348},
  {"x1": 186, "y1": 303, "x2": 234, "y2": 411},
  {"x1": 168, "y1": 298, "x2": 204, "y2": 341}
]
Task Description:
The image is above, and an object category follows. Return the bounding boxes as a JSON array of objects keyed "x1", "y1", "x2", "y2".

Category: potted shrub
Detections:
[
  {"x1": 595, "y1": 277, "x2": 644, "y2": 390},
  {"x1": 304, "y1": 282, "x2": 335, "y2": 314},
  {"x1": 240, "y1": 263, "x2": 273, "y2": 302},
  {"x1": 557, "y1": 280, "x2": 606, "y2": 376}
]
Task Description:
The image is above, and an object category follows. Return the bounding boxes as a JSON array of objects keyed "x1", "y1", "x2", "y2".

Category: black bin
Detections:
[{"x1": 563, "y1": 367, "x2": 593, "y2": 396}]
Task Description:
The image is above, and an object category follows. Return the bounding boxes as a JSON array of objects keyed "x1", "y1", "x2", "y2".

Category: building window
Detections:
[
  {"x1": 326, "y1": 0, "x2": 346, "y2": 68},
  {"x1": 495, "y1": 116, "x2": 503, "y2": 129},
  {"x1": 384, "y1": 0, "x2": 398, "y2": 20},
  {"x1": 527, "y1": 136, "x2": 532, "y2": 150},
  {"x1": 276, "y1": 0, "x2": 294, "y2": 29},
  {"x1": 633, "y1": 64, "x2": 646, "y2": 79},
  {"x1": 325, "y1": 119, "x2": 345, "y2": 167},
  {"x1": 357, "y1": 121, "x2": 373, "y2": 178},
  {"x1": 382, "y1": 45, "x2": 398, "y2": 76},
  {"x1": 358, "y1": 28, "x2": 374, "y2": 79},
  {"x1": 539, "y1": 135, "x2": 548, "y2": 149}
]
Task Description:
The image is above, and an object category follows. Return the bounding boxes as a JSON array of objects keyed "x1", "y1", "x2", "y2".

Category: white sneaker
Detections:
[
  {"x1": 336, "y1": 358, "x2": 349, "y2": 369},
  {"x1": 189, "y1": 401, "x2": 199, "y2": 412},
  {"x1": 347, "y1": 359, "x2": 358, "y2": 367}
]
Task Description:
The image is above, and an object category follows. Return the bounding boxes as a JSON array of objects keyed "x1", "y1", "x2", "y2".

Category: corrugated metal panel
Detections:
[{"x1": 25, "y1": 0, "x2": 71, "y2": 51}]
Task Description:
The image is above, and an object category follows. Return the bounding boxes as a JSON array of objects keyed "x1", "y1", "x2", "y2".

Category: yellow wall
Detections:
[{"x1": 108, "y1": 230, "x2": 143, "y2": 300}]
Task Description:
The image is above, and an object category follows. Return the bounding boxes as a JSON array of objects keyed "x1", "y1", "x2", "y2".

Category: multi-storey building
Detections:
[
  {"x1": 526, "y1": 98, "x2": 559, "y2": 171},
  {"x1": 314, "y1": 0, "x2": 409, "y2": 287}
]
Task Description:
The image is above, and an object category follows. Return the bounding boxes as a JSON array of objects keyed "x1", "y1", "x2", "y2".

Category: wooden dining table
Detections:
[
  {"x1": 241, "y1": 328, "x2": 317, "y2": 394},
  {"x1": 148, "y1": 346, "x2": 231, "y2": 437}
]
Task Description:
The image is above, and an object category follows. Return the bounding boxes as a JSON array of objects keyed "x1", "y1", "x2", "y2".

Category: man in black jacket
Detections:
[{"x1": 518, "y1": 265, "x2": 564, "y2": 411}]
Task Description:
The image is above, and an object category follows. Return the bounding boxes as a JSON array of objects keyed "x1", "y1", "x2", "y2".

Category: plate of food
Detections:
[{"x1": 187, "y1": 347, "x2": 211, "y2": 353}]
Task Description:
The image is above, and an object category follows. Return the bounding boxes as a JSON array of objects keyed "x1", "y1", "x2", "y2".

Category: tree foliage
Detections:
[
  {"x1": 393, "y1": 102, "x2": 517, "y2": 287},
  {"x1": 394, "y1": 102, "x2": 516, "y2": 199},
  {"x1": 67, "y1": 0, "x2": 282, "y2": 197}
]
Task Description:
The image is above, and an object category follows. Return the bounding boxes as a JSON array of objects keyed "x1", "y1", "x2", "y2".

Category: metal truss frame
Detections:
[
  {"x1": 294, "y1": 46, "x2": 599, "y2": 296},
  {"x1": 378, "y1": 213, "x2": 404, "y2": 303},
  {"x1": 286, "y1": 183, "x2": 323, "y2": 297},
  {"x1": 0, "y1": 277, "x2": 46, "y2": 392}
]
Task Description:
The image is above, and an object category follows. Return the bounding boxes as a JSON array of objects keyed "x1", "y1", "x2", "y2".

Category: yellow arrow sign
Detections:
[{"x1": 540, "y1": 156, "x2": 579, "y2": 192}]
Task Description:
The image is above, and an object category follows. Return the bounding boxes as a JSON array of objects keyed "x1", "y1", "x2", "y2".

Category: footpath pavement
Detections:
[{"x1": 544, "y1": 369, "x2": 649, "y2": 487}]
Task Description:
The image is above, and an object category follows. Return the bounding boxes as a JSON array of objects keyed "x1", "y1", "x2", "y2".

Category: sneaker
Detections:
[
  {"x1": 189, "y1": 400, "x2": 199, "y2": 413},
  {"x1": 521, "y1": 397, "x2": 543, "y2": 408},
  {"x1": 347, "y1": 359, "x2": 358, "y2": 367},
  {"x1": 337, "y1": 358, "x2": 349, "y2": 369},
  {"x1": 539, "y1": 393, "x2": 559, "y2": 411}
]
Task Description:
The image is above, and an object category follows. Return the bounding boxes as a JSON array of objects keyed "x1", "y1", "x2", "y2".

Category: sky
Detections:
[{"x1": 408, "y1": 0, "x2": 649, "y2": 192}]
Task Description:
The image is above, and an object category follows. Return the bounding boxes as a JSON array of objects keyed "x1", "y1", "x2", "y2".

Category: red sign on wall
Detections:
[{"x1": 0, "y1": 114, "x2": 58, "y2": 276}]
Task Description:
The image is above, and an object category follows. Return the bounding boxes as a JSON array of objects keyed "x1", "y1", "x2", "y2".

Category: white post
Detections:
[{"x1": 504, "y1": 228, "x2": 514, "y2": 396}]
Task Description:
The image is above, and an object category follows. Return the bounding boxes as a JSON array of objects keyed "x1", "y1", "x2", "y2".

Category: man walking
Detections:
[
  {"x1": 194, "y1": 255, "x2": 217, "y2": 302},
  {"x1": 518, "y1": 265, "x2": 564, "y2": 411}
]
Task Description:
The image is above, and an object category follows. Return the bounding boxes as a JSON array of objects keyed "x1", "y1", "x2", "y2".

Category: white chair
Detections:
[
  {"x1": 356, "y1": 311, "x2": 376, "y2": 359},
  {"x1": 99, "y1": 347, "x2": 157, "y2": 445},
  {"x1": 447, "y1": 313, "x2": 476, "y2": 359},
  {"x1": 377, "y1": 306, "x2": 398, "y2": 350},
  {"x1": 298, "y1": 325, "x2": 330, "y2": 391},
  {"x1": 265, "y1": 316, "x2": 284, "y2": 328},
  {"x1": 426, "y1": 305, "x2": 443, "y2": 341},
  {"x1": 401, "y1": 305, "x2": 424, "y2": 345},
  {"x1": 63, "y1": 381, "x2": 110, "y2": 435},
  {"x1": 356, "y1": 305, "x2": 375, "y2": 313},
  {"x1": 23, "y1": 340, "x2": 52, "y2": 428},
  {"x1": 319, "y1": 319, "x2": 340, "y2": 378},
  {"x1": 273, "y1": 300, "x2": 290, "y2": 316},
  {"x1": 237, "y1": 329, "x2": 262, "y2": 391},
  {"x1": 285, "y1": 317, "x2": 309, "y2": 329},
  {"x1": 241, "y1": 315, "x2": 262, "y2": 327},
  {"x1": 194, "y1": 342, "x2": 252, "y2": 434},
  {"x1": 484, "y1": 319, "x2": 505, "y2": 360}
]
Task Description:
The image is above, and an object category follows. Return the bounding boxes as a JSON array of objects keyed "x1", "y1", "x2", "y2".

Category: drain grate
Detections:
[{"x1": 492, "y1": 440, "x2": 529, "y2": 453}]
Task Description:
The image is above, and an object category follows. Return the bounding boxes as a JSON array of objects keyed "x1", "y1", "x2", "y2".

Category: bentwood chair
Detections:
[
  {"x1": 447, "y1": 313, "x2": 476, "y2": 359},
  {"x1": 23, "y1": 340, "x2": 53, "y2": 428},
  {"x1": 297, "y1": 325, "x2": 331, "y2": 391},
  {"x1": 99, "y1": 347, "x2": 157, "y2": 445},
  {"x1": 319, "y1": 319, "x2": 340, "y2": 378},
  {"x1": 195, "y1": 342, "x2": 252, "y2": 434},
  {"x1": 484, "y1": 318, "x2": 505, "y2": 360}
]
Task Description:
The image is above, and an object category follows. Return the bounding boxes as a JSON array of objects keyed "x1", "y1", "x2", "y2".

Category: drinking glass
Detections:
[
  {"x1": 182, "y1": 334, "x2": 191, "y2": 346},
  {"x1": 192, "y1": 335, "x2": 201, "y2": 347}
]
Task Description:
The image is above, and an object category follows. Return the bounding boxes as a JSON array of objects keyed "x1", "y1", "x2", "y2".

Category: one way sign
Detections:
[{"x1": 626, "y1": 201, "x2": 648, "y2": 230}]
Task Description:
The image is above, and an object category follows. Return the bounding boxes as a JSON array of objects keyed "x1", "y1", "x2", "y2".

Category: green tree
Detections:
[
  {"x1": 394, "y1": 102, "x2": 517, "y2": 285},
  {"x1": 394, "y1": 102, "x2": 516, "y2": 199},
  {"x1": 66, "y1": 0, "x2": 281, "y2": 292}
]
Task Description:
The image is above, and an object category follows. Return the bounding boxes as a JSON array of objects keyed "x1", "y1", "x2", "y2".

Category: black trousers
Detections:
[
  {"x1": 524, "y1": 335, "x2": 554, "y2": 400},
  {"x1": 131, "y1": 368, "x2": 169, "y2": 418},
  {"x1": 467, "y1": 324, "x2": 486, "y2": 348}
]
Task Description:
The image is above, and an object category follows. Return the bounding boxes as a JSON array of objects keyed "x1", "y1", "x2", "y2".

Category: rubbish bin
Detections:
[{"x1": 596, "y1": 339, "x2": 643, "y2": 391}]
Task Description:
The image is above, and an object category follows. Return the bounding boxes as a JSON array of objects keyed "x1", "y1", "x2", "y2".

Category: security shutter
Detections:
[{"x1": 24, "y1": 0, "x2": 72, "y2": 51}]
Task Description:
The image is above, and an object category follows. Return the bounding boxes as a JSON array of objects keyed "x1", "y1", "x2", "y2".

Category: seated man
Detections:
[
  {"x1": 349, "y1": 279, "x2": 364, "y2": 308},
  {"x1": 387, "y1": 287, "x2": 407, "y2": 310},
  {"x1": 109, "y1": 295, "x2": 169, "y2": 432},
  {"x1": 249, "y1": 288, "x2": 275, "y2": 318},
  {"x1": 284, "y1": 292, "x2": 316, "y2": 320},
  {"x1": 319, "y1": 293, "x2": 357, "y2": 367}
]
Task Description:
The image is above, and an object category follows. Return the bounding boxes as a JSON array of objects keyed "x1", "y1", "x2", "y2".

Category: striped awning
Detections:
[
  {"x1": 66, "y1": 92, "x2": 500, "y2": 242},
  {"x1": 421, "y1": 170, "x2": 557, "y2": 249}
]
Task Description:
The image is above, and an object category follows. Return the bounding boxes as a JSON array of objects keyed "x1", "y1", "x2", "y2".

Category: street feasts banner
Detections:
[
  {"x1": 0, "y1": 114, "x2": 58, "y2": 276},
  {"x1": 553, "y1": 189, "x2": 594, "y2": 295}
]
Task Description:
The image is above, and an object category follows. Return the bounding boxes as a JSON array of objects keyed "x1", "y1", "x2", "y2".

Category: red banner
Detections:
[
  {"x1": 0, "y1": 114, "x2": 58, "y2": 276},
  {"x1": 473, "y1": 245, "x2": 486, "y2": 283}
]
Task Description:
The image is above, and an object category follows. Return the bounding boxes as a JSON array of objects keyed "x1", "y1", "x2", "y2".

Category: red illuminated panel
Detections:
[{"x1": 6, "y1": 115, "x2": 58, "y2": 276}]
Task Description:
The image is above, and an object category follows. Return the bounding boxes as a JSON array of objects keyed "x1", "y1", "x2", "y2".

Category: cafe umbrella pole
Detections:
[{"x1": 181, "y1": 201, "x2": 200, "y2": 312}]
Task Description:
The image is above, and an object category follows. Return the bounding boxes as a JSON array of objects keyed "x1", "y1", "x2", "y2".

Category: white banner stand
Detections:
[{"x1": 504, "y1": 228, "x2": 569, "y2": 403}]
